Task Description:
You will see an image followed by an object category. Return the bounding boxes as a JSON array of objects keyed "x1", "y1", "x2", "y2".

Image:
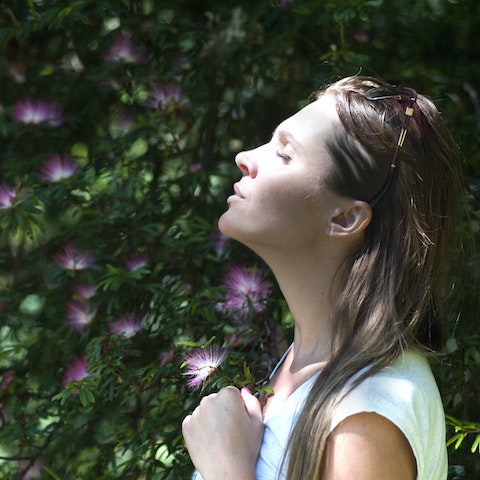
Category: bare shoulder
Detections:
[{"x1": 321, "y1": 412, "x2": 416, "y2": 480}]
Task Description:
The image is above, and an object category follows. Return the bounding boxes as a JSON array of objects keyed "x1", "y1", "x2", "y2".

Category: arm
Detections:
[
  {"x1": 182, "y1": 386, "x2": 264, "y2": 480},
  {"x1": 321, "y1": 412, "x2": 417, "y2": 480}
]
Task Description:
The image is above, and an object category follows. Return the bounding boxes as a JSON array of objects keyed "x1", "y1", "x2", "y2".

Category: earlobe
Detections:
[{"x1": 326, "y1": 201, "x2": 372, "y2": 237}]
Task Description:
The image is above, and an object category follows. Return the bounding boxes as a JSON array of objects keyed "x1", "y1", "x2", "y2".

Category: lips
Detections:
[{"x1": 233, "y1": 183, "x2": 244, "y2": 199}]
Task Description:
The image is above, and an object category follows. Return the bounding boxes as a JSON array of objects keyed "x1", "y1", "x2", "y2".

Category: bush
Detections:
[{"x1": 0, "y1": 1, "x2": 479, "y2": 478}]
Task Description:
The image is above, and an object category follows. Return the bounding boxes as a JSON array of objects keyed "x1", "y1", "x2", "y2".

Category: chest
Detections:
[{"x1": 260, "y1": 364, "x2": 321, "y2": 416}]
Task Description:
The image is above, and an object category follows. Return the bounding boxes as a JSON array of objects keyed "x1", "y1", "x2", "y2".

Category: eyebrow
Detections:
[{"x1": 272, "y1": 129, "x2": 303, "y2": 150}]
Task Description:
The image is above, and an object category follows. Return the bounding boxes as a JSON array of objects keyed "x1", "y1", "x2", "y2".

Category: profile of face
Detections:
[{"x1": 218, "y1": 94, "x2": 358, "y2": 255}]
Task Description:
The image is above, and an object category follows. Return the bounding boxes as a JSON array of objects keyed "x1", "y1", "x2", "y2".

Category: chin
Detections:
[
  {"x1": 217, "y1": 211, "x2": 236, "y2": 239},
  {"x1": 218, "y1": 218, "x2": 262, "y2": 256}
]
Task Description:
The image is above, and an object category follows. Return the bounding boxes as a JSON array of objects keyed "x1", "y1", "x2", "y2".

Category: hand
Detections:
[{"x1": 182, "y1": 386, "x2": 264, "y2": 480}]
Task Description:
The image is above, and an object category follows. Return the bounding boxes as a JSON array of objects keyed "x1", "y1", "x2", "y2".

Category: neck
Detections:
[{"x1": 259, "y1": 245, "x2": 346, "y2": 369}]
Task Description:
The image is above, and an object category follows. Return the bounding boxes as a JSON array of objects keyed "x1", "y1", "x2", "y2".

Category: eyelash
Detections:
[{"x1": 276, "y1": 150, "x2": 292, "y2": 162}]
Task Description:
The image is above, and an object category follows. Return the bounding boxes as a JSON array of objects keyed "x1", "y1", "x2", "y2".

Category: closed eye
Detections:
[{"x1": 276, "y1": 150, "x2": 292, "y2": 163}]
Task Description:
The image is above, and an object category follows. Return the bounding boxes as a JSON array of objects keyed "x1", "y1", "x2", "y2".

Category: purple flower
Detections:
[
  {"x1": 56, "y1": 244, "x2": 95, "y2": 270},
  {"x1": 159, "y1": 346, "x2": 177, "y2": 368},
  {"x1": 213, "y1": 232, "x2": 229, "y2": 255},
  {"x1": 0, "y1": 406, "x2": 9, "y2": 427},
  {"x1": 1, "y1": 370, "x2": 15, "y2": 390},
  {"x1": 182, "y1": 346, "x2": 228, "y2": 389},
  {"x1": 223, "y1": 265, "x2": 270, "y2": 317},
  {"x1": 20, "y1": 457, "x2": 43, "y2": 480},
  {"x1": 40, "y1": 154, "x2": 79, "y2": 182},
  {"x1": 110, "y1": 110, "x2": 136, "y2": 132},
  {"x1": 66, "y1": 300, "x2": 96, "y2": 330},
  {"x1": 4, "y1": 61, "x2": 26, "y2": 84},
  {"x1": 73, "y1": 283, "x2": 96, "y2": 299},
  {"x1": 0, "y1": 184, "x2": 18, "y2": 209},
  {"x1": 189, "y1": 163, "x2": 201, "y2": 173},
  {"x1": 104, "y1": 34, "x2": 146, "y2": 64},
  {"x1": 63, "y1": 357, "x2": 89, "y2": 386},
  {"x1": 147, "y1": 83, "x2": 189, "y2": 111},
  {"x1": 12, "y1": 98, "x2": 64, "y2": 126},
  {"x1": 124, "y1": 252, "x2": 149, "y2": 271},
  {"x1": 109, "y1": 315, "x2": 142, "y2": 338},
  {"x1": 353, "y1": 31, "x2": 369, "y2": 43}
]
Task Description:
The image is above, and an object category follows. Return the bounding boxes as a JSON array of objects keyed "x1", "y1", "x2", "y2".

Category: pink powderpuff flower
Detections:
[
  {"x1": 5, "y1": 61, "x2": 26, "y2": 84},
  {"x1": 40, "y1": 154, "x2": 79, "y2": 182},
  {"x1": 12, "y1": 98, "x2": 64, "y2": 126},
  {"x1": 66, "y1": 300, "x2": 96, "y2": 330},
  {"x1": 109, "y1": 315, "x2": 142, "y2": 338},
  {"x1": 213, "y1": 232, "x2": 229, "y2": 256},
  {"x1": 124, "y1": 252, "x2": 150, "y2": 271},
  {"x1": 1, "y1": 370, "x2": 15, "y2": 390},
  {"x1": 188, "y1": 163, "x2": 201, "y2": 173},
  {"x1": 63, "y1": 357, "x2": 89, "y2": 386},
  {"x1": 353, "y1": 31, "x2": 369, "y2": 43},
  {"x1": 159, "y1": 346, "x2": 178, "y2": 368},
  {"x1": 20, "y1": 457, "x2": 43, "y2": 480},
  {"x1": 104, "y1": 34, "x2": 146, "y2": 64},
  {"x1": 223, "y1": 265, "x2": 270, "y2": 317},
  {"x1": 0, "y1": 406, "x2": 9, "y2": 427},
  {"x1": 56, "y1": 244, "x2": 95, "y2": 270},
  {"x1": 0, "y1": 184, "x2": 18, "y2": 209},
  {"x1": 182, "y1": 346, "x2": 228, "y2": 389},
  {"x1": 110, "y1": 110, "x2": 136, "y2": 132},
  {"x1": 73, "y1": 283, "x2": 96, "y2": 299},
  {"x1": 147, "y1": 83, "x2": 189, "y2": 111}
]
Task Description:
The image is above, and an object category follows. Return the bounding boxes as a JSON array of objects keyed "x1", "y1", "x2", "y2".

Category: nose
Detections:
[{"x1": 235, "y1": 150, "x2": 257, "y2": 178}]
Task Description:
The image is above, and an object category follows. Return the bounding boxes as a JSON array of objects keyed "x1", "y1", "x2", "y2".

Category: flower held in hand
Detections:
[{"x1": 182, "y1": 346, "x2": 228, "y2": 390}]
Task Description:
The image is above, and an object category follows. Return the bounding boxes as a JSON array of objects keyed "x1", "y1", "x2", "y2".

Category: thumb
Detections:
[{"x1": 240, "y1": 387, "x2": 263, "y2": 420}]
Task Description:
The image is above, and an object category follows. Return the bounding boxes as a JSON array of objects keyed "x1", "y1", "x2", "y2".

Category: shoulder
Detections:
[
  {"x1": 328, "y1": 351, "x2": 448, "y2": 480},
  {"x1": 331, "y1": 350, "x2": 442, "y2": 431},
  {"x1": 322, "y1": 412, "x2": 416, "y2": 480}
]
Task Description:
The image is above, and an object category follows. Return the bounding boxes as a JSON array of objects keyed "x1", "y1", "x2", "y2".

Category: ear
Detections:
[{"x1": 325, "y1": 200, "x2": 372, "y2": 237}]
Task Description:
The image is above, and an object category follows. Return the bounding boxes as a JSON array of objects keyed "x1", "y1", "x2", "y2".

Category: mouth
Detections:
[
  {"x1": 226, "y1": 183, "x2": 244, "y2": 204},
  {"x1": 233, "y1": 183, "x2": 244, "y2": 199}
]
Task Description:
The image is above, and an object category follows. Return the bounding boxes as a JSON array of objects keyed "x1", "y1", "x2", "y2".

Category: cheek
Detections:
[
  {"x1": 218, "y1": 173, "x2": 330, "y2": 247},
  {"x1": 265, "y1": 175, "x2": 322, "y2": 213},
  {"x1": 257, "y1": 184, "x2": 327, "y2": 237}
]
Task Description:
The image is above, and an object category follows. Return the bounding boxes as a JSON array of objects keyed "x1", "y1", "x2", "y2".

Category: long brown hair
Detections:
[{"x1": 285, "y1": 76, "x2": 465, "y2": 478}]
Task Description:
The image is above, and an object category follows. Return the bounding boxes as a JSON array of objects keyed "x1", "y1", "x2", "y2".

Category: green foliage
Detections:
[
  {"x1": 0, "y1": 0, "x2": 479, "y2": 478},
  {"x1": 446, "y1": 414, "x2": 480, "y2": 453}
]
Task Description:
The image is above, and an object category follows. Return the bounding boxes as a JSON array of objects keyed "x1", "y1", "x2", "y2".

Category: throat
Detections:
[{"x1": 261, "y1": 349, "x2": 325, "y2": 416}]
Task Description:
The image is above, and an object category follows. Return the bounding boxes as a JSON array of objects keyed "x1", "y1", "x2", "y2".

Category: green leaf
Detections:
[
  {"x1": 78, "y1": 388, "x2": 95, "y2": 407},
  {"x1": 51, "y1": 390, "x2": 70, "y2": 406},
  {"x1": 177, "y1": 341, "x2": 201, "y2": 348},
  {"x1": 79, "y1": 389, "x2": 88, "y2": 407},
  {"x1": 447, "y1": 432, "x2": 467, "y2": 450},
  {"x1": 471, "y1": 434, "x2": 480, "y2": 454},
  {"x1": 85, "y1": 389, "x2": 96, "y2": 404}
]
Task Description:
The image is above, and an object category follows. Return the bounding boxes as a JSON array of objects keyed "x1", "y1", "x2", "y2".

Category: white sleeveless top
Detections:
[{"x1": 194, "y1": 348, "x2": 448, "y2": 480}]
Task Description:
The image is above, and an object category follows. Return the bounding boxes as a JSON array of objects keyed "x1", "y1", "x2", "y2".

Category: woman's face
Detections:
[{"x1": 218, "y1": 93, "x2": 342, "y2": 253}]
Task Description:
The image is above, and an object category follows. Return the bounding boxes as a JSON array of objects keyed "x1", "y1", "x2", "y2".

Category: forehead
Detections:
[{"x1": 274, "y1": 94, "x2": 339, "y2": 148}]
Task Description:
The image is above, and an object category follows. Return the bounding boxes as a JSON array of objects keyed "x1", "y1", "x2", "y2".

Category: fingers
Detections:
[
  {"x1": 182, "y1": 386, "x2": 262, "y2": 431},
  {"x1": 182, "y1": 387, "x2": 238, "y2": 429},
  {"x1": 182, "y1": 414, "x2": 192, "y2": 429},
  {"x1": 182, "y1": 386, "x2": 264, "y2": 478},
  {"x1": 240, "y1": 386, "x2": 262, "y2": 420}
]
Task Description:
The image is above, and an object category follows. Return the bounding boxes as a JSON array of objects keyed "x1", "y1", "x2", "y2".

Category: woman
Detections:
[{"x1": 182, "y1": 76, "x2": 464, "y2": 479}]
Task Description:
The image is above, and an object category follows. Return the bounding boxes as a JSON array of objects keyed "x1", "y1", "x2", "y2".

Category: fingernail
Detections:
[{"x1": 242, "y1": 386, "x2": 252, "y2": 395}]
